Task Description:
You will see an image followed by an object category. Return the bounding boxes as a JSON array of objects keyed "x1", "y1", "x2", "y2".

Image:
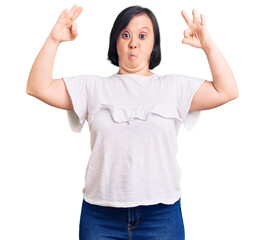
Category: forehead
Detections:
[{"x1": 125, "y1": 14, "x2": 153, "y2": 31}]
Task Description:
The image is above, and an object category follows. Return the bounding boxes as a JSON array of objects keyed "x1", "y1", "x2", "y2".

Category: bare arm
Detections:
[
  {"x1": 181, "y1": 10, "x2": 239, "y2": 112},
  {"x1": 26, "y1": 34, "x2": 74, "y2": 109},
  {"x1": 26, "y1": 5, "x2": 83, "y2": 110}
]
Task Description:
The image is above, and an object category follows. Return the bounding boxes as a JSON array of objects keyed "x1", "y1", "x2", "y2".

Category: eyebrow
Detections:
[{"x1": 124, "y1": 26, "x2": 150, "y2": 31}]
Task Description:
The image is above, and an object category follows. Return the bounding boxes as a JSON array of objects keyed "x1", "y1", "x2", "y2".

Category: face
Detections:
[{"x1": 116, "y1": 14, "x2": 154, "y2": 75}]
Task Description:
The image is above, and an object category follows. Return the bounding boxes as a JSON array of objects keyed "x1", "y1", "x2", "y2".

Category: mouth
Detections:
[{"x1": 129, "y1": 53, "x2": 137, "y2": 59}]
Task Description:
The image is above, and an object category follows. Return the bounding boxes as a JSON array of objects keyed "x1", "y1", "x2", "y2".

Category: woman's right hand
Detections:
[{"x1": 49, "y1": 5, "x2": 83, "y2": 44}]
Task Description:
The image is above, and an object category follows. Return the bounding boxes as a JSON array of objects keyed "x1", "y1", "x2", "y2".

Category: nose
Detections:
[
  {"x1": 129, "y1": 37, "x2": 137, "y2": 49},
  {"x1": 130, "y1": 43, "x2": 137, "y2": 49}
]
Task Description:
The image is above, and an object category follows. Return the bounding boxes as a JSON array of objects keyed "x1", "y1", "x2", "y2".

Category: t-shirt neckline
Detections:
[{"x1": 114, "y1": 73, "x2": 155, "y2": 78}]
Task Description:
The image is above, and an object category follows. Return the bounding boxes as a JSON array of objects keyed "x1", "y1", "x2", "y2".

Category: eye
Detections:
[
  {"x1": 122, "y1": 32, "x2": 130, "y2": 39},
  {"x1": 139, "y1": 33, "x2": 146, "y2": 39}
]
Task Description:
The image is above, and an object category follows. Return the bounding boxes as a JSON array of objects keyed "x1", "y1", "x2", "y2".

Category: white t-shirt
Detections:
[{"x1": 63, "y1": 72, "x2": 205, "y2": 208}]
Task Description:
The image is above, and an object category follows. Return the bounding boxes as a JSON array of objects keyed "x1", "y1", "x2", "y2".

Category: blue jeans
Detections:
[{"x1": 79, "y1": 198, "x2": 185, "y2": 240}]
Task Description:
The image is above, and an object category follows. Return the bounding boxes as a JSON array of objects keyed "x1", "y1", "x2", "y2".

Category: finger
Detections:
[
  {"x1": 58, "y1": 8, "x2": 68, "y2": 20},
  {"x1": 192, "y1": 9, "x2": 200, "y2": 23},
  {"x1": 181, "y1": 10, "x2": 193, "y2": 27},
  {"x1": 71, "y1": 22, "x2": 78, "y2": 37},
  {"x1": 71, "y1": 22, "x2": 77, "y2": 33},
  {"x1": 200, "y1": 13, "x2": 206, "y2": 26},
  {"x1": 184, "y1": 29, "x2": 192, "y2": 38},
  {"x1": 67, "y1": 4, "x2": 78, "y2": 21},
  {"x1": 71, "y1": 23, "x2": 78, "y2": 39},
  {"x1": 182, "y1": 37, "x2": 193, "y2": 45},
  {"x1": 71, "y1": 6, "x2": 83, "y2": 22}
]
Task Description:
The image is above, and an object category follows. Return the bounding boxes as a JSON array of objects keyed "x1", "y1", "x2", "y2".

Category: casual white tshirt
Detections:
[{"x1": 63, "y1": 73, "x2": 205, "y2": 208}]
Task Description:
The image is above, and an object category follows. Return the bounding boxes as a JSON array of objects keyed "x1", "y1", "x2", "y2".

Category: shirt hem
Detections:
[{"x1": 83, "y1": 193, "x2": 182, "y2": 208}]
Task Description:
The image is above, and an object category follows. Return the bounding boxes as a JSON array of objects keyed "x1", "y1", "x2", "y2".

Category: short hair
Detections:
[{"x1": 107, "y1": 5, "x2": 161, "y2": 70}]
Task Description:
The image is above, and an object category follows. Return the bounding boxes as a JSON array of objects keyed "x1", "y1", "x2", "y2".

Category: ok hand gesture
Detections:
[
  {"x1": 181, "y1": 9, "x2": 212, "y2": 50},
  {"x1": 49, "y1": 5, "x2": 83, "y2": 44}
]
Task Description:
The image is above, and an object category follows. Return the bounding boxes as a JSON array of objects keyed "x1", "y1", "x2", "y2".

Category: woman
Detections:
[{"x1": 26, "y1": 4, "x2": 239, "y2": 240}]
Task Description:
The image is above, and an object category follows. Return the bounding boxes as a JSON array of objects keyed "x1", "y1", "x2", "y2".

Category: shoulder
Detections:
[
  {"x1": 80, "y1": 74, "x2": 105, "y2": 87},
  {"x1": 156, "y1": 73, "x2": 185, "y2": 87},
  {"x1": 157, "y1": 73, "x2": 186, "y2": 82},
  {"x1": 63, "y1": 74, "x2": 105, "y2": 92},
  {"x1": 63, "y1": 73, "x2": 104, "y2": 82},
  {"x1": 84, "y1": 74, "x2": 105, "y2": 81},
  {"x1": 162, "y1": 73, "x2": 205, "y2": 86}
]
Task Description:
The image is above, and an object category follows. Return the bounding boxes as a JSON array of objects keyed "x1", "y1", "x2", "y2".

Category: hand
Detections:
[
  {"x1": 49, "y1": 5, "x2": 83, "y2": 44},
  {"x1": 181, "y1": 9, "x2": 212, "y2": 50}
]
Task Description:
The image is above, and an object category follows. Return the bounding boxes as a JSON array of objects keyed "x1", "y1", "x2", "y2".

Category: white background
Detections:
[{"x1": 1, "y1": 0, "x2": 264, "y2": 239}]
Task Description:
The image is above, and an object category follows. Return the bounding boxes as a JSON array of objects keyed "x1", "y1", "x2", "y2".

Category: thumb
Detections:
[
  {"x1": 71, "y1": 22, "x2": 78, "y2": 38},
  {"x1": 182, "y1": 38, "x2": 192, "y2": 45},
  {"x1": 71, "y1": 22, "x2": 78, "y2": 32}
]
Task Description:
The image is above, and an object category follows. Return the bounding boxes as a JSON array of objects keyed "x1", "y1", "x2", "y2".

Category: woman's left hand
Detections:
[{"x1": 181, "y1": 9, "x2": 212, "y2": 50}]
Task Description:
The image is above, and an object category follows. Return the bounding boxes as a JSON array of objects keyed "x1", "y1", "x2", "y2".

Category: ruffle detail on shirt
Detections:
[{"x1": 87, "y1": 103, "x2": 182, "y2": 126}]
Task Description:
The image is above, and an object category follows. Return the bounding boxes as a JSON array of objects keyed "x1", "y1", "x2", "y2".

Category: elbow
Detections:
[
  {"x1": 222, "y1": 90, "x2": 239, "y2": 103},
  {"x1": 232, "y1": 88, "x2": 239, "y2": 99},
  {"x1": 26, "y1": 79, "x2": 37, "y2": 96},
  {"x1": 26, "y1": 77, "x2": 33, "y2": 95},
  {"x1": 232, "y1": 82, "x2": 240, "y2": 99},
  {"x1": 227, "y1": 86, "x2": 239, "y2": 100},
  {"x1": 26, "y1": 87, "x2": 30, "y2": 95},
  {"x1": 26, "y1": 85, "x2": 34, "y2": 95},
  {"x1": 26, "y1": 86, "x2": 31, "y2": 95},
  {"x1": 229, "y1": 91, "x2": 239, "y2": 100},
  {"x1": 26, "y1": 83, "x2": 37, "y2": 96}
]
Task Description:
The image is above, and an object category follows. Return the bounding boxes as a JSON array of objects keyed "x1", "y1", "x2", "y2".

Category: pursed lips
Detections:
[{"x1": 129, "y1": 53, "x2": 136, "y2": 59}]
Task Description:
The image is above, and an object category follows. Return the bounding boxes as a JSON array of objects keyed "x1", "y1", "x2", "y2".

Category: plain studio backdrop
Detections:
[{"x1": 0, "y1": 0, "x2": 264, "y2": 239}]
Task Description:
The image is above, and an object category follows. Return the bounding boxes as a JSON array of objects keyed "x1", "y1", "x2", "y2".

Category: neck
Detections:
[{"x1": 117, "y1": 67, "x2": 153, "y2": 76}]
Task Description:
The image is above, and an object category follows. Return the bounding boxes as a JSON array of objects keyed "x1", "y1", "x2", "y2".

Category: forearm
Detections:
[
  {"x1": 202, "y1": 37, "x2": 239, "y2": 98},
  {"x1": 26, "y1": 34, "x2": 60, "y2": 94}
]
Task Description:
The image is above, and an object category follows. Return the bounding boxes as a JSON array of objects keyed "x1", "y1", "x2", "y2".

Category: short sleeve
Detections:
[
  {"x1": 63, "y1": 74, "x2": 91, "y2": 133},
  {"x1": 173, "y1": 74, "x2": 206, "y2": 130}
]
